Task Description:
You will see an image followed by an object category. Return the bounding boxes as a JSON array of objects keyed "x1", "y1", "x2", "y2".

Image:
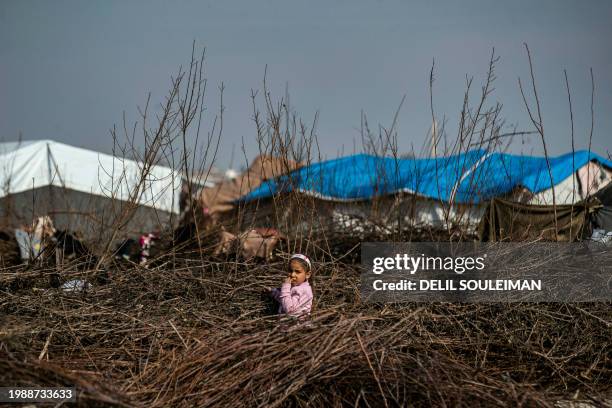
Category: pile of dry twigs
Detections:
[{"x1": 1, "y1": 241, "x2": 610, "y2": 407}]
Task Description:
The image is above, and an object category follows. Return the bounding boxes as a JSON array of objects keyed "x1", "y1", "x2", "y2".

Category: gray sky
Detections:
[{"x1": 1, "y1": 0, "x2": 611, "y2": 169}]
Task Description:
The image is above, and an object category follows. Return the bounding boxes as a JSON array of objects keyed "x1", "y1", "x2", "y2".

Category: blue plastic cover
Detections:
[{"x1": 238, "y1": 150, "x2": 612, "y2": 204}]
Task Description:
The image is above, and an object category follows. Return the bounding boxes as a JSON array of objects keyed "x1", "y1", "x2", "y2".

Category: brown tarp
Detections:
[
  {"x1": 199, "y1": 155, "x2": 301, "y2": 215},
  {"x1": 478, "y1": 198, "x2": 601, "y2": 242}
]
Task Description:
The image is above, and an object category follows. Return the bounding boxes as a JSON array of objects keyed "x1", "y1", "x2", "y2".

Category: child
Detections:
[
  {"x1": 269, "y1": 254, "x2": 313, "y2": 318},
  {"x1": 139, "y1": 232, "x2": 158, "y2": 265}
]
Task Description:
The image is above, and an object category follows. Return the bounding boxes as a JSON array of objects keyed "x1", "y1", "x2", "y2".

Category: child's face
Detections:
[{"x1": 288, "y1": 260, "x2": 310, "y2": 286}]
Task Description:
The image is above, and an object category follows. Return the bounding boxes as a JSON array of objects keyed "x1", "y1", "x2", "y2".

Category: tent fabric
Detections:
[
  {"x1": 593, "y1": 207, "x2": 612, "y2": 232},
  {"x1": 238, "y1": 150, "x2": 612, "y2": 205},
  {"x1": 595, "y1": 181, "x2": 612, "y2": 207},
  {"x1": 0, "y1": 140, "x2": 181, "y2": 214},
  {"x1": 0, "y1": 185, "x2": 175, "y2": 240},
  {"x1": 526, "y1": 162, "x2": 612, "y2": 205},
  {"x1": 478, "y1": 198, "x2": 600, "y2": 242},
  {"x1": 199, "y1": 155, "x2": 301, "y2": 214},
  {"x1": 593, "y1": 182, "x2": 612, "y2": 231}
]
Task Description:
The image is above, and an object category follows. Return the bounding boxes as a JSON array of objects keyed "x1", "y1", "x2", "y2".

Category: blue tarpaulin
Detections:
[{"x1": 238, "y1": 150, "x2": 612, "y2": 204}]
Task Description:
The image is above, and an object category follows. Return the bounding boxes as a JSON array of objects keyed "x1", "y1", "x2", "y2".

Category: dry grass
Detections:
[{"x1": 1, "y1": 244, "x2": 610, "y2": 407}]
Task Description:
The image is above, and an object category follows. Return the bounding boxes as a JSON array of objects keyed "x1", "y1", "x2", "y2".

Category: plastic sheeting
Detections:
[
  {"x1": 527, "y1": 161, "x2": 612, "y2": 205},
  {"x1": 239, "y1": 150, "x2": 612, "y2": 205}
]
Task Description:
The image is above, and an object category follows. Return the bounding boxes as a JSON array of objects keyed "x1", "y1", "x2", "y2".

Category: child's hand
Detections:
[{"x1": 283, "y1": 276, "x2": 292, "y2": 285}]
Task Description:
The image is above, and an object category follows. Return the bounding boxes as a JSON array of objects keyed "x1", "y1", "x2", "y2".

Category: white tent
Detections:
[
  {"x1": 0, "y1": 140, "x2": 181, "y2": 214},
  {"x1": 0, "y1": 140, "x2": 182, "y2": 239},
  {"x1": 525, "y1": 161, "x2": 612, "y2": 205}
]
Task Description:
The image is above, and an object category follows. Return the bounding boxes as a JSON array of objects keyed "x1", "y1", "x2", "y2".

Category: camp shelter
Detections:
[
  {"x1": 233, "y1": 192, "x2": 484, "y2": 243},
  {"x1": 477, "y1": 198, "x2": 600, "y2": 242},
  {"x1": 593, "y1": 182, "x2": 612, "y2": 231},
  {"x1": 236, "y1": 150, "x2": 612, "y2": 238},
  {"x1": 515, "y1": 161, "x2": 612, "y2": 205},
  {"x1": 198, "y1": 155, "x2": 301, "y2": 216},
  {"x1": 240, "y1": 150, "x2": 612, "y2": 204},
  {"x1": 0, "y1": 140, "x2": 181, "y2": 241}
]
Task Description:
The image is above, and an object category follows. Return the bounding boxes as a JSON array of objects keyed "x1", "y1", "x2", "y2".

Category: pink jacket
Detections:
[{"x1": 271, "y1": 281, "x2": 313, "y2": 317}]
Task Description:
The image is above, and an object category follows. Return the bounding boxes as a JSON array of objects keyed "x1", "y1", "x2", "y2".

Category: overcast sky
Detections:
[{"x1": 1, "y1": 0, "x2": 610, "y2": 169}]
